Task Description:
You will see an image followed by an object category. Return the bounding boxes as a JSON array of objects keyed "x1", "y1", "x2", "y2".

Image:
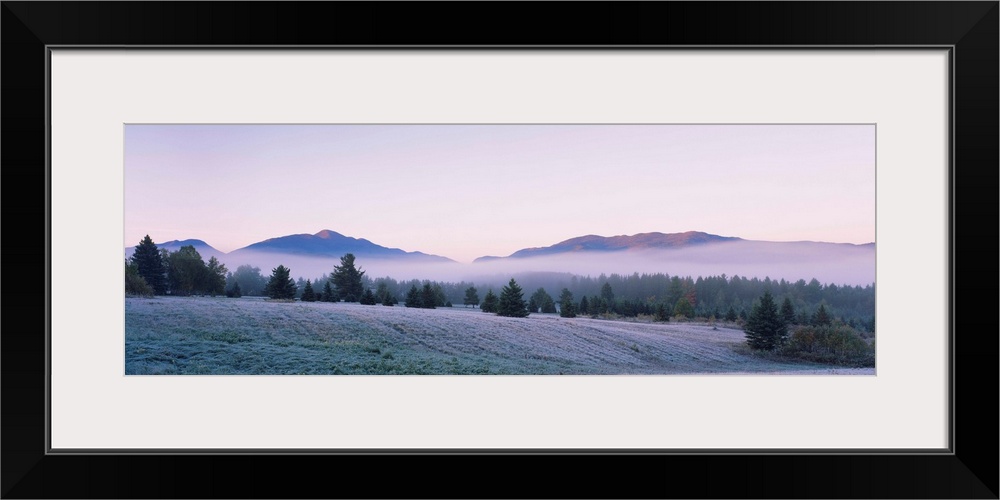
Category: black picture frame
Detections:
[{"x1": 3, "y1": 2, "x2": 996, "y2": 498}]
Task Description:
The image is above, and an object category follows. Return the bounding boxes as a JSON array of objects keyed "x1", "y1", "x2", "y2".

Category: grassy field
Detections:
[{"x1": 125, "y1": 296, "x2": 874, "y2": 375}]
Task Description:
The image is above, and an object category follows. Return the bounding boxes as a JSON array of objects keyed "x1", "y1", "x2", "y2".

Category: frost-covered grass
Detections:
[{"x1": 125, "y1": 296, "x2": 866, "y2": 375}]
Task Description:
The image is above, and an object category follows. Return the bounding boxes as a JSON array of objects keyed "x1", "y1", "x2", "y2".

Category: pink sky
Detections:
[{"x1": 125, "y1": 124, "x2": 875, "y2": 263}]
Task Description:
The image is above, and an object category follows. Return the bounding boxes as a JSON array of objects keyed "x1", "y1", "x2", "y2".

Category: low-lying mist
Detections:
[{"x1": 219, "y1": 240, "x2": 875, "y2": 287}]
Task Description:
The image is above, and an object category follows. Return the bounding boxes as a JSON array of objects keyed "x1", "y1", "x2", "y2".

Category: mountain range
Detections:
[
  {"x1": 128, "y1": 229, "x2": 873, "y2": 263},
  {"x1": 474, "y1": 231, "x2": 746, "y2": 261}
]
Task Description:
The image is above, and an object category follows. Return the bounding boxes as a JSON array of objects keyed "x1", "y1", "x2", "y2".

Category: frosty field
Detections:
[{"x1": 125, "y1": 296, "x2": 872, "y2": 375}]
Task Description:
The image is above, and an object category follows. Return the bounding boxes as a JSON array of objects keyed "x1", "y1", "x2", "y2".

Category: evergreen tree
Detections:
[
  {"x1": 527, "y1": 297, "x2": 539, "y2": 314},
  {"x1": 481, "y1": 289, "x2": 499, "y2": 313},
  {"x1": 812, "y1": 304, "x2": 832, "y2": 326},
  {"x1": 359, "y1": 288, "x2": 377, "y2": 305},
  {"x1": 725, "y1": 306, "x2": 737, "y2": 322},
  {"x1": 130, "y1": 235, "x2": 166, "y2": 294},
  {"x1": 744, "y1": 291, "x2": 788, "y2": 350},
  {"x1": 265, "y1": 265, "x2": 297, "y2": 299},
  {"x1": 497, "y1": 278, "x2": 529, "y2": 317},
  {"x1": 226, "y1": 281, "x2": 242, "y2": 298},
  {"x1": 205, "y1": 256, "x2": 228, "y2": 296},
  {"x1": 559, "y1": 288, "x2": 576, "y2": 318},
  {"x1": 300, "y1": 279, "x2": 317, "y2": 302},
  {"x1": 463, "y1": 286, "x2": 480, "y2": 308},
  {"x1": 381, "y1": 290, "x2": 397, "y2": 306},
  {"x1": 600, "y1": 282, "x2": 615, "y2": 304},
  {"x1": 541, "y1": 296, "x2": 557, "y2": 314},
  {"x1": 780, "y1": 297, "x2": 796, "y2": 325},
  {"x1": 331, "y1": 253, "x2": 365, "y2": 302},
  {"x1": 405, "y1": 285, "x2": 422, "y2": 308},
  {"x1": 323, "y1": 281, "x2": 338, "y2": 302},
  {"x1": 578, "y1": 296, "x2": 589, "y2": 315},
  {"x1": 420, "y1": 283, "x2": 437, "y2": 309},
  {"x1": 654, "y1": 302, "x2": 670, "y2": 322}
]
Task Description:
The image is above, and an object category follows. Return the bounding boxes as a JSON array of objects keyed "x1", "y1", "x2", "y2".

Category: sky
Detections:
[{"x1": 125, "y1": 124, "x2": 875, "y2": 264}]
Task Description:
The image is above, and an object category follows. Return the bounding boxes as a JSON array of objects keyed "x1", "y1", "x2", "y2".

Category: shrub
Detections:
[{"x1": 780, "y1": 324, "x2": 875, "y2": 367}]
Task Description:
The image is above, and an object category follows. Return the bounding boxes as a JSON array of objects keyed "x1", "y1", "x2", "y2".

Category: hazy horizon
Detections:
[{"x1": 125, "y1": 124, "x2": 876, "y2": 264}]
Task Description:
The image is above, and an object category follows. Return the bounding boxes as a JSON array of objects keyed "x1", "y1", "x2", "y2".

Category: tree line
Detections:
[
  {"x1": 742, "y1": 290, "x2": 874, "y2": 367},
  {"x1": 127, "y1": 235, "x2": 874, "y2": 330},
  {"x1": 126, "y1": 236, "x2": 227, "y2": 297}
]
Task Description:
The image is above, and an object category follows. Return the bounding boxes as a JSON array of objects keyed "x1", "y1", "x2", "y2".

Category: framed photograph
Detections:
[{"x1": 4, "y1": 2, "x2": 996, "y2": 498}]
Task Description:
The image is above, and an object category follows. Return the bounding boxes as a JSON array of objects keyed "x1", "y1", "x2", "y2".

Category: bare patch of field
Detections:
[{"x1": 125, "y1": 297, "x2": 869, "y2": 375}]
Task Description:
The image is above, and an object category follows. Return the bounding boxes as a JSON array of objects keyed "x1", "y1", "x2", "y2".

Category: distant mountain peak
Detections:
[
  {"x1": 230, "y1": 229, "x2": 455, "y2": 263},
  {"x1": 500, "y1": 231, "x2": 742, "y2": 259},
  {"x1": 314, "y1": 229, "x2": 344, "y2": 239}
]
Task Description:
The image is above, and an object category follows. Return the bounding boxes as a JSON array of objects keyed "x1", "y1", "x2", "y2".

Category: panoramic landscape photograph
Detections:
[{"x1": 124, "y1": 124, "x2": 876, "y2": 375}]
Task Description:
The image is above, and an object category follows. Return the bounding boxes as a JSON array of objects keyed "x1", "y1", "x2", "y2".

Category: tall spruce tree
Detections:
[
  {"x1": 481, "y1": 289, "x2": 498, "y2": 313},
  {"x1": 497, "y1": 278, "x2": 529, "y2": 317},
  {"x1": 331, "y1": 253, "x2": 365, "y2": 302},
  {"x1": 265, "y1": 265, "x2": 297, "y2": 299},
  {"x1": 780, "y1": 297, "x2": 796, "y2": 325},
  {"x1": 744, "y1": 291, "x2": 787, "y2": 350},
  {"x1": 812, "y1": 304, "x2": 832, "y2": 326},
  {"x1": 300, "y1": 279, "x2": 317, "y2": 302},
  {"x1": 559, "y1": 288, "x2": 576, "y2": 318},
  {"x1": 404, "y1": 285, "x2": 422, "y2": 308},
  {"x1": 130, "y1": 235, "x2": 166, "y2": 294},
  {"x1": 420, "y1": 283, "x2": 437, "y2": 309}
]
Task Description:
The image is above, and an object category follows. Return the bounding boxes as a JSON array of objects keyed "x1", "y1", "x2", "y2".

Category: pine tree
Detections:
[
  {"x1": 559, "y1": 288, "x2": 576, "y2": 318},
  {"x1": 420, "y1": 283, "x2": 437, "y2": 309},
  {"x1": 600, "y1": 282, "x2": 615, "y2": 304},
  {"x1": 226, "y1": 281, "x2": 242, "y2": 298},
  {"x1": 744, "y1": 291, "x2": 788, "y2": 350},
  {"x1": 130, "y1": 235, "x2": 166, "y2": 294},
  {"x1": 381, "y1": 290, "x2": 397, "y2": 306},
  {"x1": 265, "y1": 265, "x2": 297, "y2": 300},
  {"x1": 497, "y1": 278, "x2": 529, "y2": 317},
  {"x1": 332, "y1": 253, "x2": 365, "y2": 302},
  {"x1": 359, "y1": 288, "x2": 377, "y2": 305},
  {"x1": 780, "y1": 297, "x2": 796, "y2": 325},
  {"x1": 405, "y1": 285, "x2": 422, "y2": 308},
  {"x1": 578, "y1": 296, "x2": 589, "y2": 315},
  {"x1": 300, "y1": 279, "x2": 316, "y2": 302},
  {"x1": 481, "y1": 289, "x2": 498, "y2": 313},
  {"x1": 725, "y1": 306, "x2": 737, "y2": 322},
  {"x1": 323, "y1": 281, "x2": 338, "y2": 302},
  {"x1": 463, "y1": 286, "x2": 480, "y2": 308},
  {"x1": 812, "y1": 304, "x2": 831, "y2": 326},
  {"x1": 654, "y1": 302, "x2": 670, "y2": 322},
  {"x1": 541, "y1": 296, "x2": 557, "y2": 314}
]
